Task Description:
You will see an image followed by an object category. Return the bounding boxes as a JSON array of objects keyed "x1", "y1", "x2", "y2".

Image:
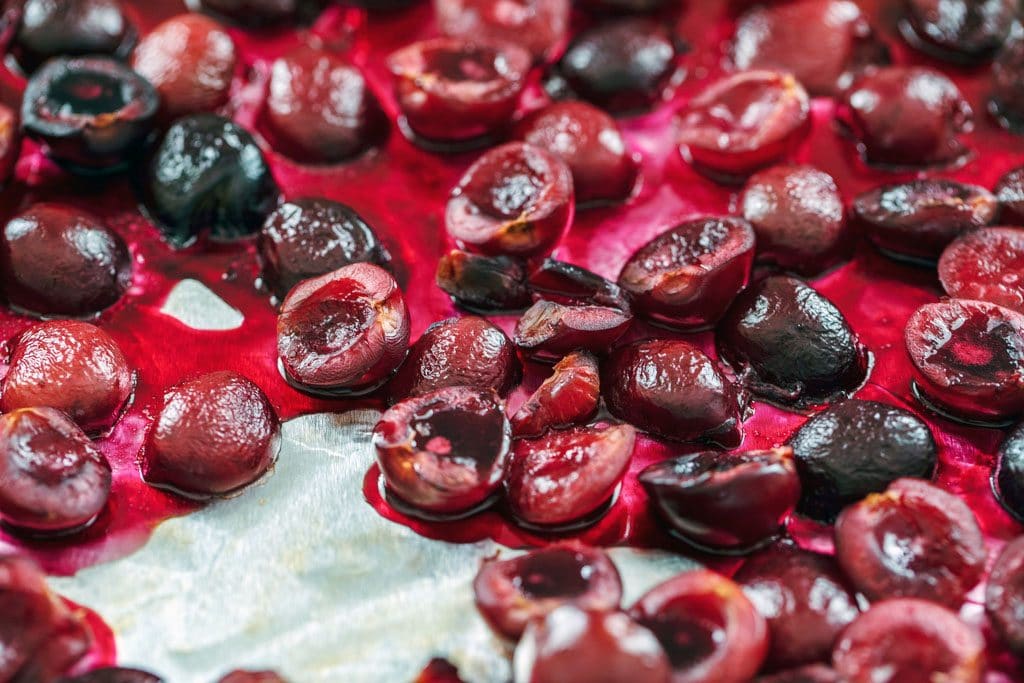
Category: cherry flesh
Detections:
[
  {"x1": 754, "y1": 666, "x2": 841, "y2": 683},
  {"x1": 900, "y1": 0, "x2": 1016, "y2": 65},
  {"x1": 529, "y1": 258, "x2": 630, "y2": 310},
  {"x1": 939, "y1": 227, "x2": 1024, "y2": 313},
  {"x1": 434, "y1": 0, "x2": 570, "y2": 62},
  {"x1": 514, "y1": 300, "x2": 632, "y2": 361},
  {"x1": 61, "y1": 668, "x2": 165, "y2": 683},
  {"x1": 0, "y1": 103, "x2": 20, "y2": 186},
  {"x1": 991, "y1": 25, "x2": 1024, "y2": 133},
  {"x1": 994, "y1": 422, "x2": 1024, "y2": 523},
  {"x1": 12, "y1": 0, "x2": 136, "y2": 74},
  {"x1": 511, "y1": 350, "x2": 600, "y2": 438},
  {"x1": 986, "y1": 536, "x2": 1024, "y2": 656},
  {"x1": 435, "y1": 250, "x2": 531, "y2": 313}
]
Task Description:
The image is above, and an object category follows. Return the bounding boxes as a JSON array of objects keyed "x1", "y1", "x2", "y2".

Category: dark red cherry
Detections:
[
  {"x1": 996, "y1": 166, "x2": 1024, "y2": 224},
  {"x1": 739, "y1": 165, "x2": 850, "y2": 274},
  {"x1": 579, "y1": 0, "x2": 669, "y2": 11},
  {"x1": 217, "y1": 673, "x2": 286, "y2": 683},
  {"x1": 639, "y1": 447, "x2": 800, "y2": 554},
  {"x1": 61, "y1": 668, "x2": 165, "y2": 683},
  {"x1": 2, "y1": 321, "x2": 134, "y2": 434},
  {"x1": 258, "y1": 198, "x2": 390, "y2": 301},
  {"x1": 831, "y1": 599, "x2": 984, "y2": 683},
  {"x1": 939, "y1": 227, "x2": 1024, "y2": 313},
  {"x1": 787, "y1": 400, "x2": 937, "y2": 522},
  {"x1": 131, "y1": 14, "x2": 237, "y2": 122},
  {"x1": 717, "y1": 275, "x2": 868, "y2": 409},
  {"x1": 277, "y1": 263, "x2": 410, "y2": 395},
  {"x1": 853, "y1": 180, "x2": 997, "y2": 263},
  {"x1": 991, "y1": 26, "x2": 1024, "y2": 132},
  {"x1": 603, "y1": 339, "x2": 743, "y2": 447},
  {"x1": 630, "y1": 569, "x2": 769, "y2": 683},
  {"x1": 434, "y1": 0, "x2": 570, "y2": 62},
  {"x1": 141, "y1": 371, "x2": 280, "y2": 498},
  {"x1": 511, "y1": 350, "x2": 600, "y2": 438},
  {"x1": 473, "y1": 542, "x2": 623, "y2": 640},
  {"x1": 505, "y1": 423, "x2": 635, "y2": 529},
  {"x1": 389, "y1": 38, "x2": 531, "y2": 144},
  {"x1": 905, "y1": 299, "x2": 1024, "y2": 425},
  {"x1": 388, "y1": 316, "x2": 520, "y2": 402},
  {"x1": 414, "y1": 660, "x2": 464, "y2": 683},
  {"x1": 12, "y1": 0, "x2": 136, "y2": 74},
  {"x1": 197, "y1": 0, "x2": 325, "y2": 26},
  {"x1": 736, "y1": 545, "x2": 859, "y2": 670},
  {"x1": 899, "y1": 0, "x2": 1016, "y2": 64},
  {"x1": 617, "y1": 217, "x2": 755, "y2": 330},
  {"x1": 993, "y1": 422, "x2": 1024, "y2": 523},
  {"x1": 755, "y1": 665, "x2": 841, "y2": 683},
  {"x1": 529, "y1": 258, "x2": 630, "y2": 310},
  {"x1": 514, "y1": 300, "x2": 632, "y2": 361},
  {"x1": 446, "y1": 142, "x2": 574, "y2": 258},
  {"x1": 515, "y1": 102, "x2": 637, "y2": 204},
  {"x1": 373, "y1": 386, "x2": 510, "y2": 517},
  {"x1": 513, "y1": 606, "x2": 671, "y2": 683},
  {"x1": 678, "y1": 71, "x2": 810, "y2": 181},
  {"x1": 435, "y1": 250, "x2": 531, "y2": 313},
  {"x1": 838, "y1": 67, "x2": 972, "y2": 168},
  {"x1": 986, "y1": 536, "x2": 1024, "y2": 656},
  {"x1": 0, "y1": 103, "x2": 20, "y2": 186}
]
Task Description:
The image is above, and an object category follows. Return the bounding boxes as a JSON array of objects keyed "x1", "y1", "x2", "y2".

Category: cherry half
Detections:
[
  {"x1": 12, "y1": 0, "x2": 137, "y2": 74},
  {"x1": 529, "y1": 258, "x2": 630, "y2": 310},
  {"x1": 511, "y1": 350, "x2": 601, "y2": 438},
  {"x1": 514, "y1": 300, "x2": 632, "y2": 361},
  {"x1": 434, "y1": 0, "x2": 570, "y2": 62},
  {"x1": 986, "y1": 536, "x2": 1024, "y2": 657},
  {"x1": 899, "y1": 0, "x2": 1016, "y2": 65},
  {"x1": 435, "y1": 250, "x2": 531, "y2": 313},
  {"x1": 939, "y1": 227, "x2": 1024, "y2": 313}
]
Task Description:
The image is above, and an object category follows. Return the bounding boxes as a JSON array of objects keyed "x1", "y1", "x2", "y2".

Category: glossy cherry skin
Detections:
[
  {"x1": 436, "y1": 250, "x2": 531, "y2": 312},
  {"x1": 141, "y1": 371, "x2": 280, "y2": 498},
  {"x1": 991, "y1": 26, "x2": 1024, "y2": 133},
  {"x1": 505, "y1": 423, "x2": 636, "y2": 529},
  {"x1": 939, "y1": 227, "x2": 1024, "y2": 313},
  {"x1": 60, "y1": 668, "x2": 165, "y2": 683},
  {"x1": 434, "y1": 0, "x2": 570, "y2": 62},
  {"x1": 603, "y1": 339, "x2": 743, "y2": 447},
  {"x1": 514, "y1": 300, "x2": 632, "y2": 361},
  {"x1": 630, "y1": 570, "x2": 769, "y2": 683},
  {"x1": 197, "y1": 0, "x2": 324, "y2": 26},
  {"x1": 513, "y1": 606, "x2": 671, "y2": 683},
  {"x1": 473, "y1": 542, "x2": 623, "y2": 641},
  {"x1": 831, "y1": 599, "x2": 984, "y2": 683},
  {"x1": 12, "y1": 0, "x2": 136, "y2": 74},
  {"x1": 0, "y1": 103, "x2": 20, "y2": 186},
  {"x1": 511, "y1": 350, "x2": 601, "y2": 438},
  {"x1": 996, "y1": 165, "x2": 1024, "y2": 224},
  {"x1": 617, "y1": 217, "x2": 755, "y2": 330},
  {"x1": 717, "y1": 275, "x2": 868, "y2": 410},
  {"x1": 373, "y1": 387, "x2": 510, "y2": 517},
  {"x1": 2, "y1": 321, "x2": 134, "y2": 435},
  {"x1": 787, "y1": 400, "x2": 937, "y2": 522},
  {"x1": 899, "y1": 0, "x2": 1016, "y2": 64},
  {"x1": 529, "y1": 258, "x2": 630, "y2": 310},
  {"x1": 277, "y1": 263, "x2": 410, "y2": 395},
  {"x1": 994, "y1": 423, "x2": 1024, "y2": 522},
  {"x1": 986, "y1": 536, "x2": 1024, "y2": 656},
  {"x1": 754, "y1": 666, "x2": 841, "y2": 683}
]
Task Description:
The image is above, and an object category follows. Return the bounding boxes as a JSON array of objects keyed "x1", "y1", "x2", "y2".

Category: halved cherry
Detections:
[
  {"x1": 603, "y1": 339, "x2": 743, "y2": 447},
  {"x1": 755, "y1": 666, "x2": 841, "y2": 683},
  {"x1": 991, "y1": 26, "x2": 1024, "y2": 132},
  {"x1": 434, "y1": 0, "x2": 570, "y2": 62},
  {"x1": 511, "y1": 350, "x2": 601, "y2": 438},
  {"x1": 65, "y1": 668, "x2": 165, "y2": 683},
  {"x1": 939, "y1": 227, "x2": 1024, "y2": 313},
  {"x1": 514, "y1": 301, "x2": 632, "y2": 361},
  {"x1": 436, "y1": 250, "x2": 531, "y2": 312},
  {"x1": 528, "y1": 258, "x2": 630, "y2": 310},
  {"x1": 899, "y1": 0, "x2": 1016, "y2": 64},
  {"x1": 446, "y1": 142, "x2": 574, "y2": 258},
  {"x1": 678, "y1": 71, "x2": 810, "y2": 181},
  {"x1": 505, "y1": 423, "x2": 635, "y2": 529},
  {"x1": 277, "y1": 263, "x2": 410, "y2": 395},
  {"x1": 905, "y1": 299, "x2": 1024, "y2": 425},
  {"x1": 831, "y1": 599, "x2": 984, "y2": 683},
  {"x1": 473, "y1": 542, "x2": 623, "y2": 641},
  {"x1": 12, "y1": 0, "x2": 137, "y2": 74},
  {"x1": 994, "y1": 422, "x2": 1024, "y2": 522},
  {"x1": 373, "y1": 386, "x2": 510, "y2": 518},
  {"x1": 617, "y1": 217, "x2": 755, "y2": 330},
  {"x1": 996, "y1": 165, "x2": 1024, "y2": 224},
  {"x1": 986, "y1": 536, "x2": 1024, "y2": 656},
  {"x1": 629, "y1": 569, "x2": 769, "y2": 683}
]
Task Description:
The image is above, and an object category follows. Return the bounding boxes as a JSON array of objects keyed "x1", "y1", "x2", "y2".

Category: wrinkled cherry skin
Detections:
[
  {"x1": 639, "y1": 447, "x2": 800, "y2": 554},
  {"x1": 939, "y1": 227, "x2": 1024, "y2": 313},
  {"x1": 900, "y1": 0, "x2": 1016, "y2": 64},
  {"x1": 436, "y1": 250, "x2": 531, "y2": 312},
  {"x1": 12, "y1": 0, "x2": 137, "y2": 74},
  {"x1": 991, "y1": 26, "x2": 1024, "y2": 133},
  {"x1": 831, "y1": 599, "x2": 985, "y2": 683},
  {"x1": 529, "y1": 258, "x2": 630, "y2": 310},
  {"x1": 754, "y1": 665, "x2": 841, "y2": 683},
  {"x1": 513, "y1": 606, "x2": 671, "y2": 683},
  {"x1": 787, "y1": 399, "x2": 937, "y2": 522},
  {"x1": 0, "y1": 204, "x2": 132, "y2": 318},
  {"x1": 473, "y1": 542, "x2": 623, "y2": 641},
  {"x1": 630, "y1": 570, "x2": 768, "y2": 683},
  {"x1": 986, "y1": 536, "x2": 1024, "y2": 656},
  {"x1": 277, "y1": 263, "x2": 410, "y2": 395},
  {"x1": 995, "y1": 165, "x2": 1024, "y2": 225},
  {"x1": 60, "y1": 668, "x2": 164, "y2": 683},
  {"x1": 736, "y1": 544, "x2": 859, "y2": 671},
  {"x1": 514, "y1": 300, "x2": 633, "y2": 361},
  {"x1": 0, "y1": 103, "x2": 20, "y2": 186},
  {"x1": 603, "y1": 339, "x2": 743, "y2": 447},
  {"x1": 515, "y1": 102, "x2": 637, "y2": 205},
  {"x1": 838, "y1": 67, "x2": 972, "y2": 168},
  {"x1": 834, "y1": 478, "x2": 986, "y2": 608},
  {"x1": 197, "y1": 0, "x2": 324, "y2": 26},
  {"x1": 387, "y1": 316, "x2": 520, "y2": 402},
  {"x1": 434, "y1": 0, "x2": 570, "y2": 62},
  {"x1": 511, "y1": 350, "x2": 600, "y2": 438},
  {"x1": 2, "y1": 321, "x2": 135, "y2": 435},
  {"x1": 618, "y1": 217, "x2": 755, "y2": 330},
  {"x1": 717, "y1": 275, "x2": 868, "y2": 410},
  {"x1": 994, "y1": 423, "x2": 1024, "y2": 522},
  {"x1": 141, "y1": 371, "x2": 280, "y2": 498}
]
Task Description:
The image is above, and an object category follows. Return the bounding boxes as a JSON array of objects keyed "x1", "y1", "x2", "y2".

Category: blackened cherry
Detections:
[
  {"x1": 514, "y1": 300, "x2": 632, "y2": 361},
  {"x1": 939, "y1": 227, "x2": 1024, "y2": 313},
  {"x1": 435, "y1": 250, "x2": 531, "y2": 313},
  {"x1": 434, "y1": 0, "x2": 570, "y2": 62},
  {"x1": 13, "y1": 0, "x2": 136, "y2": 74},
  {"x1": 994, "y1": 423, "x2": 1024, "y2": 522},
  {"x1": 900, "y1": 0, "x2": 1016, "y2": 64},
  {"x1": 60, "y1": 668, "x2": 164, "y2": 683},
  {"x1": 529, "y1": 258, "x2": 629, "y2": 310},
  {"x1": 511, "y1": 350, "x2": 600, "y2": 438},
  {"x1": 986, "y1": 536, "x2": 1024, "y2": 656},
  {"x1": 996, "y1": 165, "x2": 1024, "y2": 224}
]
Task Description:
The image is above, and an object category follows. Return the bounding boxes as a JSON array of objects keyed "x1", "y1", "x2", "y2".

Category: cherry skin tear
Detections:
[
  {"x1": 985, "y1": 536, "x2": 1024, "y2": 657},
  {"x1": 436, "y1": 250, "x2": 531, "y2": 313},
  {"x1": 899, "y1": 0, "x2": 1016, "y2": 64},
  {"x1": 514, "y1": 300, "x2": 633, "y2": 361},
  {"x1": 939, "y1": 227, "x2": 1024, "y2": 313},
  {"x1": 511, "y1": 350, "x2": 601, "y2": 438},
  {"x1": 62, "y1": 668, "x2": 165, "y2": 683},
  {"x1": 12, "y1": 0, "x2": 136, "y2": 74},
  {"x1": 434, "y1": 0, "x2": 570, "y2": 63},
  {"x1": 994, "y1": 422, "x2": 1024, "y2": 523}
]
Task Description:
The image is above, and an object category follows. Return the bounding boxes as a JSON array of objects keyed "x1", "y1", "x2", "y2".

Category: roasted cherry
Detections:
[
  {"x1": 529, "y1": 258, "x2": 629, "y2": 310},
  {"x1": 899, "y1": 0, "x2": 1016, "y2": 64},
  {"x1": 446, "y1": 142, "x2": 574, "y2": 258},
  {"x1": 831, "y1": 599, "x2": 984, "y2": 683},
  {"x1": 141, "y1": 371, "x2": 280, "y2": 498},
  {"x1": 678, "y1": 71, "x2": 810, "y2": 181},
  {"x1": 514, "y1": 102, "x2": 637, "y2": 204},
  {"x1": 986, "y1": 536, "x2": 1024, "y2": 656},
  {"x1": 939, "y1": 227, "x2": 1024, "y2": 313},
  {"x1": 603, "y1": 339, "x2": 743, "y2": 447},
  {"x1": 434, "y1": 0, "x2": 570, "y2": 62},
  {"x1": 388, "y1": 316, "x2": 520, "y2": 401},
  {"x1": 258, "y1": 198, "x2": 390, "y2": 301},
  {"x1": 787, "y1": 400, "x2": 937, "y2": 522},
  {"x1": 996, "y1": 165, "x2": 1024, "y2": 224},
  {"x1": 22, "y1": 56, "x2": 158, "y2": 173},
  {"x1": 514, "y1": 300, "x2": 632, "y2": 361},
  {"x1": 736, "y1": 545, "x2": 859, "y2": 670},
  {"x1": 389, "y1": 38, "x2": 530, "y2": 145},
  {"x1": 838, "y1": 67, "x2": 972, "y2": 168},
  {"x1": 505, "y1": 423, "x2": 635, "y2": 529},
  {"x1": 473, "y1": 542, "x2": 623, "y2": 641},
  {"x1": 513, "y1": 606, "x2": 671, "y2": 683},
  {"x1": 435, "y1": 250, "x2": 531, "y2": 312},
  {"x1": 144, "y1": 113, "x2": 280, "y2": 247},
  {"x1": 197, "y1": 0, "x2": 324, "y2": 26},
  {"x1": 739, "y1": 165, "x2": 849, "y2": 274},
  {"x1": 617, "y1": 217, "x2": 755, "y2": 329},
  {"x1": 374, "y1": 386, "x2": 510, "y2": 517},
  {"x1": 717, "y1": 275, "x2": 868, "y2": 409},
  {"x1": 60, "y1": 668, "x2": 164, "y2": 683},
  {"x1": 755, "y1": 666, "x2": 841, "y2": 683},
  {"x1": 994, "y1": 423, "x2": 1024, "y2": 522},
  {"x1": 0, "y1": 103, "x2": 20, "y2": 186},
  {"x1": 131, "y1": 14, "x2": 237, "y2": 122},
  {"x1": 905, "y1": 299, "x2": 1024, "y2": 425},
  {"x1": 630, "y1": 569, "x2": 768, "y2": 683},
  {"x1": 2, "y1": 321, "x2": 134, "y2": 434},
  {"x1": 852, "y1": 180, "x2": 998, "y2": 263},
  {"x1": 12, "y1": 0, "x2": 136, "y2": 74},
  {"x1": 277, "y1": 263, "x2": 409, "y2": 395},
  {"x1": 835, "y1": 478, "x2": 985, "y2": 608},
  {"x1": 511, "y1": 350, "x2": 600, "y2": 438},
  {"x1": 991, "y1": 25, "x2": 1024, "y2": 132},
  {"x1": 639, "y1": 447, "x2": 800, "y2": 554},
  {"x1": 0, "y1": 204, "x2": 132, "y2": 317}
]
